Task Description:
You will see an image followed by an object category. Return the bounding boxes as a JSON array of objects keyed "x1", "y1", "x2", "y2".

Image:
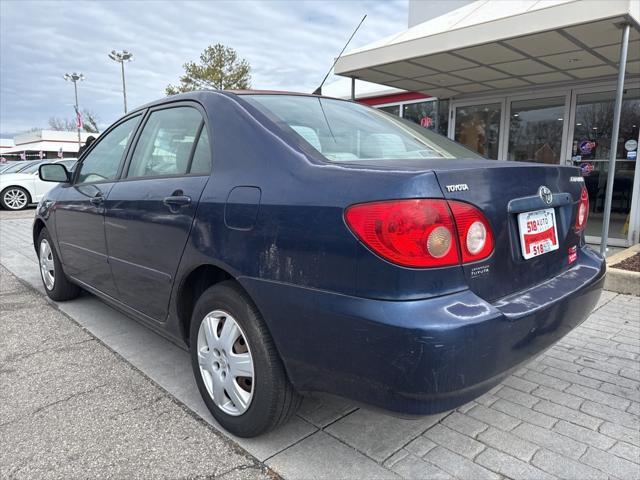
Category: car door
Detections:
[
  {"x1": 104, "y1": 103, "x2": 211, "y2": 321},
  {"x1": 54, "y1": 114, "x2": 142, "y2": 297},
  {"x1": 33, "y1": 170, "x2": 51, "y2": 201},
  {"x1": 34, "y1": 165, "x2": 62, "y2": 201}
]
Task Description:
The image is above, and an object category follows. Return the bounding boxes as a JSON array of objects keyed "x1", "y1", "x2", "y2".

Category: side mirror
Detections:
[{"x1": 39, "y1": 163, "x2": 70, "y2": 183}]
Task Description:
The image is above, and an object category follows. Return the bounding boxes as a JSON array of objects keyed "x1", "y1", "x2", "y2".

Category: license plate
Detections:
[{"x1": 518, "y1": 208, "x2": 559, "y2": 260}]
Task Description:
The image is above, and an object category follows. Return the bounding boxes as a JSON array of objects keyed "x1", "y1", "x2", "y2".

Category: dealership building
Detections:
[
  {"x1": 0, "y1": 130, "x2": 97, "y2": 162},
  {"x1": 333, "y1": 0, "x2": 640, "y2": 248}
]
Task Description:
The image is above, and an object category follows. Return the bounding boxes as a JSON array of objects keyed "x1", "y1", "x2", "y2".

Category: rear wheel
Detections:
[
  {"x1": 1, "y1": 186, "x2": 30, "y2": 210},
  {"x1": 37, "y1": 228, "x2": 80, "y2": 301},
  {"x1": 190, "y1": 281, "x2": 301, "y2": 437}
]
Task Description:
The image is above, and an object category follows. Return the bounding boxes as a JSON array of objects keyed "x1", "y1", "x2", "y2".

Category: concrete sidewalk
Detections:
[
  {"x1": 1, "y1": 209, "x2": 639, "y2": 479},
  {"x1": 0, "y1": 265, "x2": 273, "y2": 479}
]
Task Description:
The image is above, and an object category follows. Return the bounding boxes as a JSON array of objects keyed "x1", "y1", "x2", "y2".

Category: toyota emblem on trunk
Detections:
[{"x1": 538, "y1": 186, "x2": 553, "y2": 205}]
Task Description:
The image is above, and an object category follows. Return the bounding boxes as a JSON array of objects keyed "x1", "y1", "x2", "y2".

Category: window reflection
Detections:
[
  {"x1": 508, "y1": 97, "x2": 565, "y2": 164},
  {"x1": 573, "y1": 88, "x2": 639, "y2": 240},
  {"x1": 454, "y1": 103, "x2": 501, "y2": 159},
  {"x1": 573, "y1": 89, "x2": 639, "y2": 161},
  {"x1": 378, "y1": 105, "x2": 400, "y2": 116},
  {"x1": 402, "y1": 100, "x2": 449, "y2": 136}
]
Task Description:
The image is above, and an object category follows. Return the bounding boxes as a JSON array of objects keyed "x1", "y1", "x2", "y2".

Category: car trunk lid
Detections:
[{"x1": 432, "y1": 161, "x2": 585, "y2": 302}]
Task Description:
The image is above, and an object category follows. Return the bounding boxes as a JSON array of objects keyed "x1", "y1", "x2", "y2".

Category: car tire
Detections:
[
  {"x1": 1, "y1": 186, "x2": 30, "y2": 210},
  {"x1": 37, "y1": 228, "x2": 81, "y2": 301},
  {"x1": 190, "y1": 280, "x2": 301, "y2": 437}
]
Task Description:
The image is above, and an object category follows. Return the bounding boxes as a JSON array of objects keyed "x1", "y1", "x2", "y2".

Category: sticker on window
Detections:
[{"x1": 579, "y1": 140, "x2": 596, "y2": 155}]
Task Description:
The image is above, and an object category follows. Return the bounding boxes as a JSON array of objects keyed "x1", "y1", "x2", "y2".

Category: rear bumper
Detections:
[{"x1": 241, "y1": 247, "x2": 606, "y2": 414}]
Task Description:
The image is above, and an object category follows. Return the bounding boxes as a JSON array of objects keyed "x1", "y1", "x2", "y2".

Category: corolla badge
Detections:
[{"x1": 538, "y1": 186, "x2": 553, "y2": 205}]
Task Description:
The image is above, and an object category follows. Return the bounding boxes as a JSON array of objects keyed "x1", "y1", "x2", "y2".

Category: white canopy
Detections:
[{"x1": 335, "y1": 0, "x2": 640, "y2": 98}]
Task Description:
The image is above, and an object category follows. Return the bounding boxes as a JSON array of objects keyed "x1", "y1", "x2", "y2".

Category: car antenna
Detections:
[{"x1": 312, "y1": 14, "x2": 367, "y2": 96}]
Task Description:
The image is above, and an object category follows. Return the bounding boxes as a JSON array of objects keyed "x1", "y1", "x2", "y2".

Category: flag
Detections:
[
  {"x1": 75, "y1": 106, "x2": 83, "y2": 129},
  {"x1": 58, "y1": 147, "x2": 63, "y2": 159}
]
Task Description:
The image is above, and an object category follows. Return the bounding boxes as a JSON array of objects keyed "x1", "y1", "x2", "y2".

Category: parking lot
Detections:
[{"x1": 1, "y1": 208, "x2": 639, "y2": 479}]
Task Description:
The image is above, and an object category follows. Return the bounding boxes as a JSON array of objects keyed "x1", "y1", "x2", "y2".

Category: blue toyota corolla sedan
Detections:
[{"x1": 34, "y1": 91, "x2": 605, "y2": 437}]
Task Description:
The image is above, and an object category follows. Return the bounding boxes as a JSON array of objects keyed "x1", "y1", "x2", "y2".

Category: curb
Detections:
[{"x1": 605, "y1": 244, "x2": 640, "y2": 296}]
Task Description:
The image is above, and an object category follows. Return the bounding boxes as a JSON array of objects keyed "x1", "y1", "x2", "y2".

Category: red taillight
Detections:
[
  {"x1": 448, "y1": 201, "x2": 494, "y2": 263},
  {"x1": 344, "y1": 199, "x2": 494, "y2": 268},
  {"x1": 344, "y1": 199, "x2": 459, "y2": 267},
  {"x1": 575, "y1": 186, "x2": 589, "y2": 232}
]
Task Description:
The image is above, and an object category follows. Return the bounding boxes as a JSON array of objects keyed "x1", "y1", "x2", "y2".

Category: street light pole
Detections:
[
  {"x1": 109, "y1": 50, "x2": 133, "y2": 114},
  {"x1": 63, "y1": 72, "x2": 84, "y2": 150},
  {"x1": 121, "y1": 60, "x2": 127, "y2": 113}
]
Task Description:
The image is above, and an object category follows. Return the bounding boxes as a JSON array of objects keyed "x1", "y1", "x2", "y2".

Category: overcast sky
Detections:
[{"x1": 0, "y1": 0, "x2": 407, "y2": 137}]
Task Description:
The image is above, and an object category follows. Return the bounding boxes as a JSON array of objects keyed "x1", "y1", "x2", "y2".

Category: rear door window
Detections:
[
  {"x1": 189, "y1": 128, "x2": 211, "y2": 175},
  {"x1": 126, "y1": 107, "x2": 203, "y2": 178}
]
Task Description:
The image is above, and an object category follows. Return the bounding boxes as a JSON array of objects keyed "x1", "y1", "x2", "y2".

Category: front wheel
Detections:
[
  {"x1": 1, "y1": 186, "x2": 30, "y2": 210},
  {"x1": 37, "y1": 228, "x2": 80, "y2": 301},
  {"x1": 190, "y1": 281, "x2": 301, "y2": 437}
]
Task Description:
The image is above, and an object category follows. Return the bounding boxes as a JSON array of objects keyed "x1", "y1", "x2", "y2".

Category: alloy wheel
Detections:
[
  {"x1": 197, "y1": 309, "x2": 255, "y2": 416},
  {"x1": 3, "y1": 188, "x2": 28, "y2": 210},
  {"x1": 39, "y1": 239, "x2": 55, "y2": 290}
]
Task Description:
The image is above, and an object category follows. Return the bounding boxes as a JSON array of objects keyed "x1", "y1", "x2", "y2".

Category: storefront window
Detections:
[
  {"x1": 573, "y1": 89, "x2": 639, "y2": 161},
  {"x1": 402, "y1": 100, "x2": 449, "y2": 136},
  {"x1": 378, "y1": 105, "x2": 400, "y2": 116},
  {"x1": 508, "y1": 97, "x2": 565, "y2": 164},
  {"x1": 454, "y1": 103, "x2": 501, "y2": 159},
  {"x1": 573, "y1": 88, "x2": 639, "y2": 241}
]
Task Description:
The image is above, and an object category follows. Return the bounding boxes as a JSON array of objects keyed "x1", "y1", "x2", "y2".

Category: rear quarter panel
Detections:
[{"x1": 168, "y1": 94, "x2": 469, "y2": 344}]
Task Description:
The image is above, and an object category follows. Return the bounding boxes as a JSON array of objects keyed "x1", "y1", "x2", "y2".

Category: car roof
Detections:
[
  {"x1": 227, "y1": 89, "x2": 317, "y2": 97},
  {"x1": 127, "y1": 90, "x2": 347, "y2": 116}
]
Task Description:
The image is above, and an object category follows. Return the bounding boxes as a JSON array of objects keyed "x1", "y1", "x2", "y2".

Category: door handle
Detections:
[
  {"x1": 163, "y1": 195, "x2": 191, "y2": 208},
  {"x1": 90, "y1": 194, "x2": 104, "y2": 206}
]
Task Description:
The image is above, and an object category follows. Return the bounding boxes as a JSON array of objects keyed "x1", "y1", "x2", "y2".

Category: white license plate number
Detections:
[{"x1": 518, "y1": 208, "x2": 559, "y2": 260}]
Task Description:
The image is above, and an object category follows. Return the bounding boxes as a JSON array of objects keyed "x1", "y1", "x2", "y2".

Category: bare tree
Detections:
[
  {"x1": 48, "y1": 110, "x2": 100, "y2": 133},
  {"x1": 82, "y1": 110, "x2": 100, "y2": 133},
  {"x1": 48, "y1": 117, "x2": 75, "y2": 131}
]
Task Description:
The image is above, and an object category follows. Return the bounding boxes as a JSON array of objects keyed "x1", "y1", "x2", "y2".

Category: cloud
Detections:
[{"x1": 0, "y1": 0, "x2": 407, "y2": 136}]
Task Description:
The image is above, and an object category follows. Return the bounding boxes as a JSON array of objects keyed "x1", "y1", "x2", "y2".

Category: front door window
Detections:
[
  {"x1": 454, "y1": 103, "x2": 501, "y2": 159},
  {"x1": 573, "y1": 88, "x2": 639, "y2": 240},
  {"x1": 508, "y1": 97, "x2": 565, "y2": 164},
  {"x1": 76, "y1": 115, "x2": 141, "y2": 184}
]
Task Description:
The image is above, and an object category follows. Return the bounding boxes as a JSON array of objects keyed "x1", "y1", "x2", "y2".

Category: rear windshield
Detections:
[{"x1": 242, "y1": 94, "x2": 481, "y2": 162}]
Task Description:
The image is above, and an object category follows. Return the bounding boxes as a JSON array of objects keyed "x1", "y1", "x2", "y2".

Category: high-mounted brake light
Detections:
[
  {"x1": 344, "y1": 199, "x2": 494, "y2": 268},
  {"x1": 574, "y1": 186, "x2": 589, "y2": 232}
]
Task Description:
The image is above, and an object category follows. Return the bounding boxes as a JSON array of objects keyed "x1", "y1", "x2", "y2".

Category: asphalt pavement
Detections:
[{"x1": 0, "y1": 264, "x2": 274, "y2": 480}]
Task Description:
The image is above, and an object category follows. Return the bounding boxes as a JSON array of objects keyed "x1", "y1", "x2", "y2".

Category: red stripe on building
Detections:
[{"x1": 359, "y1": 92, "x2": 431, "y2": 106}]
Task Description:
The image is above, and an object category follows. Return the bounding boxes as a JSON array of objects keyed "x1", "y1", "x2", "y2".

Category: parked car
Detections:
[
  {"x1": 0, "y1": 162, "x2": 24, "y2": 174},
  {"x1": 34, "y1": 91, "x2": 605, "y2": 437},
  {"x1": 0, "y1": 159, "x2": 77, "y2": 210},
  {"x1": 0, "y1": 160, "x2": 39, "y2": 175}
]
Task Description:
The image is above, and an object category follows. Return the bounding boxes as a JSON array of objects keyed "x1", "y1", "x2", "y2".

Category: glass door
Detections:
[
  {"x1": 507, "y1": 96, "x2": 568, "y2": 164},
  {"x1": 570, "y1": 88, "x2": 639, "y2": 244},
  {"x1": 451, "y1": 100, "x2": 504, "y2": 159}
]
